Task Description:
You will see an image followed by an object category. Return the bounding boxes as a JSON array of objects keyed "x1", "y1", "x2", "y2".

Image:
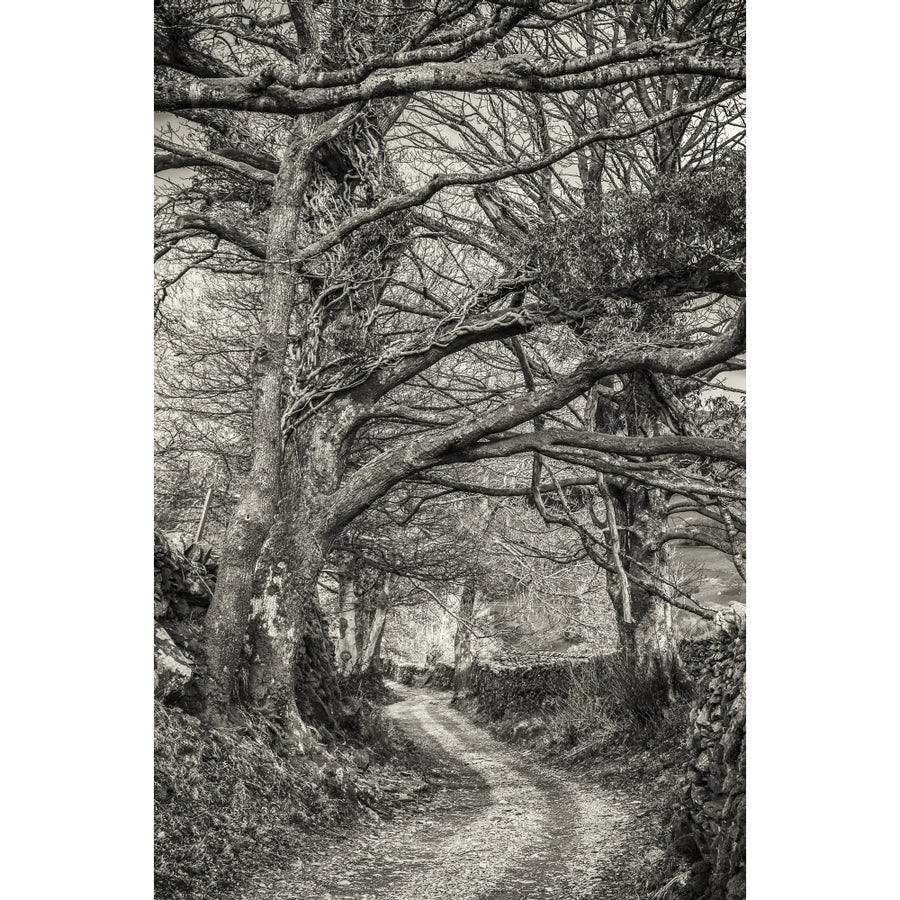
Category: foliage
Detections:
[
  {"x1": 155, "y1": 691, "x2": 423, "y2": 900},
  {"x1": 543, "y1": 654, "x2": 692, "y2": 759},
  {"x1": 340, "y1": 669, "x2": 396, "y2": 705},
  {"x1": 531, "y1": 154, "x2": 745, "y2": 343},
  {"x1": 154, "y1": 702, "x2": 327, "y2": 900}
]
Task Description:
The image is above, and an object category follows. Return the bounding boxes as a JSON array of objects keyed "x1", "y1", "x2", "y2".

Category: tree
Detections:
[
  {"x1": 522, "y1": 156, "x2": 746, "y2": 693},
  {"x1": 453, "y1": 579, "x2": 479, "y2": 696},
  {"x1": 155, "y1": 0, "x2": 746, "y2": 735},
  {"x1": 332, "y1": 553, "x2": 393, "y2": 676}
]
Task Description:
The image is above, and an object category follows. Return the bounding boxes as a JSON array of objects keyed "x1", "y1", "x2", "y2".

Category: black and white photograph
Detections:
[
  {"x1": 11, "y1": 2, "x2": 897, "y2": 899},
  {"x1": 152, "y1": 3, "x2": 746, "y2": 898},
  {"x1": 10, "y1": 3, "x2": 900, "y2": 899}
]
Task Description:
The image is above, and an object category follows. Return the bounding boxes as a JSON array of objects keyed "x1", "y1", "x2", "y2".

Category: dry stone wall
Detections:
[
  {"x1": 422, "y1": 662, "x2": 454, "y2": 689},
  {"x1": 671, "y1": 610, "x2": 746, "y2": 900},
  {"x1": 679, "y1": 635, "x2": 720, "y2": 681},
  {"x1": 468, "y1": 653, "x2": 603, "y2": 718},
  {"x1": 154, "y1": 531, "x2": 217, "y2": 621},
  {"x1": 393, "y1": 664, "x2": 427, "y2": 685},
  {"x1": 154, "y1": 532, "x2": 219, "y2": 704},
  {"x1": 294, "y1": 602, "x2": 346, "y2": 733},
  {"x1": 388, "y1": 662, "x2": 454, "y2": 689}
]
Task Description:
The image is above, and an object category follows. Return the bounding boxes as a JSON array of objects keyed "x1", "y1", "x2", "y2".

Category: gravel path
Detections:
[{"x1": 243, "y1": 683, "x2": 648, "y2": 900}]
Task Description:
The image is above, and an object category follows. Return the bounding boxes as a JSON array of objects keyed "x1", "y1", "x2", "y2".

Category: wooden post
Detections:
[{"x1": 194, "y1": 487, "x2": 213, "y2": 545}]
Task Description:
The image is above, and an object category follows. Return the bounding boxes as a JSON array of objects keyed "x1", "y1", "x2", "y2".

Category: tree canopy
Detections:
[{"x1": 154, "y1": 0, "x2": 746, "y2": 732}]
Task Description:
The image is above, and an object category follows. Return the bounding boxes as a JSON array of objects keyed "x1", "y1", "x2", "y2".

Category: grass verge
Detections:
[
  {"x1": 456, "y1": 654, "x2": 700, "y2": 898},
  {"x1": 154, "y1": 689, "x2": 421, "y2": 900}
]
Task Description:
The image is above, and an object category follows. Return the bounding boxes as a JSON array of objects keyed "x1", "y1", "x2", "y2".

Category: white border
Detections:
[{"x1": 4, "y1": 2, "x2": 898, "y2": 897}]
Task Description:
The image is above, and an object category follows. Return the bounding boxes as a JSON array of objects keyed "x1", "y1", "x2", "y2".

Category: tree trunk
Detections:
[
  {"x1": 607, "y1": 481, "x2": 688, "y2": 700},
  {"x1": 201, "y1": 123, "x2": 317, "y2": 724},
  {"x1": 243, "y1": 400, "x2": 359, "y2": 743},
  {"x1": 246, "y1": 507, "x2": 324, "y2": 751},
  {"x1": 336, "y1": 557, "x2": 360, "y2": 676},
  {"x1": 589, "y1": 378, "x2": 688, "y2": 700},
  {"x1": 357, "y1": 573, "x2": 391, "y2": 673},
  {"x1": 453, "y1": 580, "x2": 478, "y2": 696}
]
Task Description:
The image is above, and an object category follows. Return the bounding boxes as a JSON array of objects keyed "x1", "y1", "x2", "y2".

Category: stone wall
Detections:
[
  {"x1": 154, "y1": 531, "x2": 218, "y2": 622},
  {"x1": 294, "y1": 601, "x2": 346, "y2": 733},
  {"x1": 389, "y1": 662, "x2": 454, "y2": 689},
  {"x1": 679, "y1": 635, "x2": 720, "y2": 681},
  {"x1": 423, "y1": 662, "x2": 454, "y2": 689},
  {"x1": 467, "y1": 653, "x2": 604, "y2": 718},
  {"x1": 670, "y1": 610, "x2": 746, "y2": 899},
  {"x1": 154, "y1": 532, "x2": 218, "y2": 704},
  {"x1": 395, "y1": 664, "x2": 427, "y2": 685}
]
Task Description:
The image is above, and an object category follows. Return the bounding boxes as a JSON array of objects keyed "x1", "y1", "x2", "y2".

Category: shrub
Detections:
[
  {"x1": 340, "y1": 669, "x2": 394, "y2": 705},
  {"x1": 338, "y1": 674, "x2": 410, "y2": 761},
  {"x1": 544, "y1": 654, "x2": 688, "y2": 757}
]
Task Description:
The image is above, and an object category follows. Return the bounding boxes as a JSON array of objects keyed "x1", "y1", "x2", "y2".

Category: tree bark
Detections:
[
  {"x1": 453, "y1": 580, "x2": 478, "y2": 696},
  {"x1": 242, "y1": 398, "x2": 359, "y2": 743},
  {"x1": 246, "y1": 512, "x2": 323, "y2": 751},
  {"x1": 336, "y1": 555, "x2": 360, "y2": 676},
  {"x1": 357, "y1": 574, "x2": 391, "y2": 674},
  {"x1": 200, "y1": 121, "x2": 317, "y2": 724}
]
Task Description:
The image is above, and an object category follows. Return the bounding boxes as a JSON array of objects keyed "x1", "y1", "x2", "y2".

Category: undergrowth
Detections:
[
  {"x1": 340, "y1": 669, "x2": 399, "y2": 707},
  {"x1": 339, "y1": 672, "x2": 413, "y2": 760},
  {"x1": 155, "y1": 702, "x2": 328, "y2": 900},
  {"x1": 154, "y1": 687, "x2": 413, "y2": 900},
  {"x1": 541, "y1": 655, "x2": 693, "y2": 762}
]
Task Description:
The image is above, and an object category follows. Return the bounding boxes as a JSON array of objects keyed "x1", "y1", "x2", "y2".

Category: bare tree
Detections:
[{"x1": 154, "y1": 0, "x2": 746, "y2": 734}]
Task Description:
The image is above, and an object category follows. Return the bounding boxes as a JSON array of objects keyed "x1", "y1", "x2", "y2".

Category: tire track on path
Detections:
[
  {"x1": 243, "y1": 683, "x2": 643, "y2": 900},
  {"x1": 415, "y1": 688, "x2": 641, "y2": 900}
]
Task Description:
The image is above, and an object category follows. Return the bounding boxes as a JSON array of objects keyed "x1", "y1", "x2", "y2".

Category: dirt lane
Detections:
[{"x1": 245, "y1": 684, "x2": 644, "y2": 900}]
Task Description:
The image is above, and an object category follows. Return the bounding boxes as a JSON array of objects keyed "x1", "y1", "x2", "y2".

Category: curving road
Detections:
[{"x1": 246, "y1": 683, "x2": 646, "y2": 900}]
